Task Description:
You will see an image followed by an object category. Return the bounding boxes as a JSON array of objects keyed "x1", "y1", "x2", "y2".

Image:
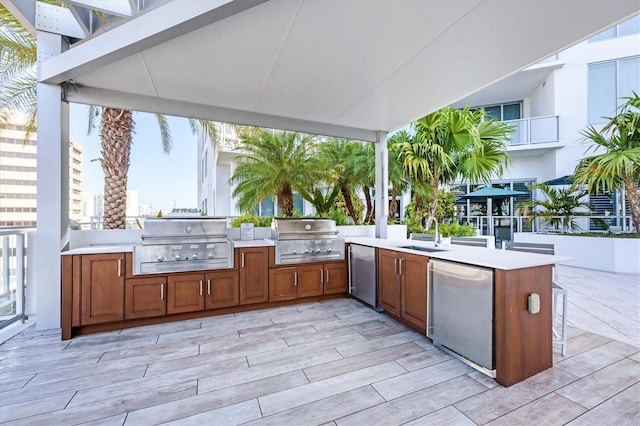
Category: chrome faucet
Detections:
[{"x1": 431, "y1": 217, "x2": 442, "y2": 247}]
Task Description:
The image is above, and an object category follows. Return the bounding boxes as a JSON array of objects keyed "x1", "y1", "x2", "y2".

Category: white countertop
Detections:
[
  {"x1": 347, "y1": 237, "x2": 574, "y2": 270},
  {"x1": 62, "y1": 244, "x2": 138, "y2": 255},
  {"x1": 232, "y1": 239, "x2": 275, "y2": 248}
]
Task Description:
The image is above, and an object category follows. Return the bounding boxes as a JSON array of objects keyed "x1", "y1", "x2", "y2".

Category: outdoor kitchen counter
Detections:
[
  {"x1": 62, "y1": 244, "x2": 137, "y2": 255},
  {"x1": 346, "y1": 237, "x2": 573, "y2": 270},
  {"x1": 232, "y1": 239, "x2": 275, "y2": 248}
]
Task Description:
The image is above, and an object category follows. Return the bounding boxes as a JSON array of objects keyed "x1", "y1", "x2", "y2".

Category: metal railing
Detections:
[
  {"x1": 0, "y1": 227, "x2": 31, "y2": 330},
  {"x1": 504, "y1": 115, "x2": 559, "y2": 146}
]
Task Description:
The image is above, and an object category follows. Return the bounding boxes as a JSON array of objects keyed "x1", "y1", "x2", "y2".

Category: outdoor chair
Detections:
[{"x1": 505, "y1": 241, "x2": 568, "y2": 356}]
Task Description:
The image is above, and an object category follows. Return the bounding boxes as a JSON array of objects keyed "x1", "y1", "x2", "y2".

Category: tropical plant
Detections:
[
  {"x1": 574, "y1": 92, "x2": 640, "y2": 232},
  {"x1": 518, "y1": 183, "x2": 590, "y2": 231},
  {"x1": 396, "y1": 106, "x2": 512, "y2": 229},
  {"x1": 436, "y1": 222, "x2": 476, "y2": 237},
  {"x1": 230, "y1": 214, "x2": 272, "y2": 228},
  {"x1": 230, "y1": 129, "x2": 317, "y2": 217},
  {"x1": 357, "y1": 142, "x2": 376, "y2": 224},
  {"x1": 330, "y1": 190, "x2": 365, "y2": 225},
  {"x1": 1, "y1": 5, "x2": 219, "y2": 229},
  {"x1": 387, "y1": 131, "x2": 410, "y2": 222}
]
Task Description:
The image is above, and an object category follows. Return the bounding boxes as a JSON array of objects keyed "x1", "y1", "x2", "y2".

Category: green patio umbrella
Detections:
[{"x1": 458, "y1": 186, "x2": 528, "y2": 237}]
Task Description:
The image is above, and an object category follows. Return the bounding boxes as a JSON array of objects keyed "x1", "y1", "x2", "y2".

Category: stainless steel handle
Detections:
[
  {"x1": 160, "y1": 284, "x2": 164, "y2": 300},
  {"x1": 207, "y1": 279, "x2": 211, "y2": 295},
  {"x1": 399, "y1": 258, "x2": 403, "y2": 275},
  {"x1": 117, "y1": 259, "x2": 122, "y2": 277},
  {"x1": 394, "y1": 257, "x2": 398, "y2": 275},
  {"x1": 347, "y1": 245, "x2": 353, "y2": 293},
  {"x1": 426, "y1": 261, "x2": 432, "y2": 337},
  {"x1": 326, "y1": 269, "x2": 329, "y2": 283},
  {"x1": 294, "y1": 272, "x2": 298, "y2": 287},
  {"x1": 199, "y1": 280, "x2": 203, "y2": 296},
  {"x1": 320, "y1": 269, "x2": 324, "y2": 283},
  {"x1": 241, "y1": 253, "x2": 245, "y2": 268}
]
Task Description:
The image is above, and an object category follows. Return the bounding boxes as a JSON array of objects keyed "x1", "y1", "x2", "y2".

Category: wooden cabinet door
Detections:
[
  {"x1": 205, "y1": 270, "x2": 239, "y2": 310},
  {"x1": 125, "y1": 277, "x2": 167, "y2": 320},
  {"x1": 81, "y1": 253, "x2": 125, "y2": 325},
  {"x1": 323, "y1": 262, "x2": 348, "y2": 294},
  {"x1": 378, "y1": 249, "x2": 401, "y2": 316},
  {"x1": 297, "y1": 264, "x2": 323, "y2": 298},
  {"x1": 268, "y1": 267, "x2": 298, "y2": 302},
  {"x1": 400, "y1": 254, "x2": 428, "y2": 330},
  {"x1": 239, "y1": 247, "x2": 269, "y2": 305},
  {"x1": 167, "y1": 273, "x2": 204, "y2": 314}
]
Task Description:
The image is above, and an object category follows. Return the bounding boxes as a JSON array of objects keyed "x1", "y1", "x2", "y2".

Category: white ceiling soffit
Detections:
[{"x1": 42, "y1": 0, "x2": 640, "y2": 141}]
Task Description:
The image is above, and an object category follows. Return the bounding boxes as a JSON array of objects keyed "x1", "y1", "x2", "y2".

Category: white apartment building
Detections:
[
  {"x1": 197, "y1": 17, "x2": 639, "y2": 228},
  {"x1": 0, "y1": 113, "x2": 84, "y2": 227}
]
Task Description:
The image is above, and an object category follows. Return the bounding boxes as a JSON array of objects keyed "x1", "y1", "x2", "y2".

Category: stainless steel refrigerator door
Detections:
[
  {"x1": 349, "y1": 244, "x2": 377, "y2": 308},
  {"x1": 429, "y1": 260, "x2": 494, "y2": 370}
]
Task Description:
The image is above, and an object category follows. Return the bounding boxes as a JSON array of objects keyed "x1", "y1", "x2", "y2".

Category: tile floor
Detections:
[{"x1": 1, "y1": 294, "x2": 638, "y2": 425}]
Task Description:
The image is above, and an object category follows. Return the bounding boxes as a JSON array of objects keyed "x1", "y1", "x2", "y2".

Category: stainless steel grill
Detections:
[
  {"x1": 270, "y1": 218, "x2": 344, "y2": 265},
  {"x1": 132, "y1": 217, "x2": 233, "y2": 275}
]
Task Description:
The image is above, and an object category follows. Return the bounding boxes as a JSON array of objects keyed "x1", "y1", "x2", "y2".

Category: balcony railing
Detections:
[
  {"x1": 504, "y1": 115, "x2": 559, "y2": 146},
  {"x1": 0, "y1": 227, "x2": 31, "y2": 330}
]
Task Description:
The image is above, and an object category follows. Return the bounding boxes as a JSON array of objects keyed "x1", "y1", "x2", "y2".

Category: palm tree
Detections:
[
  {"x1": 396, "y1": 107, "x2": 512, "y2": 228},
  {"x1": 574, "y1": 93, "x2": 640, "y2": 232},
  {"x1": 519, "y1": 183, "x2": 590, "y2": 231},
  {"x1": 230, "y1": 129, "x2": 316, "y2": 217},
  {"x1": 1, "y1": 6, "x2": 218, "y2": 229},
  {"x1": 387, "y1": 131, "x2": 410, "y2": 222}
]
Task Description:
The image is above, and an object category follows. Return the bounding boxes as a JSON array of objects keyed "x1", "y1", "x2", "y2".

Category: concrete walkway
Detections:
[{"x1": 556, "y1": 265, "x2": 640, "y2": 348}]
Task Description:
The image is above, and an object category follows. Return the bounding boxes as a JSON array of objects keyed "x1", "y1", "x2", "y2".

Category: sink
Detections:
[{"x1": 398, "y1": 245, "x2": 447, "y2": 253}]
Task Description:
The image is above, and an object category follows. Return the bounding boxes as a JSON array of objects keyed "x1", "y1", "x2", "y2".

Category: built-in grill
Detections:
[
  {"x1": 270, "y1": 218, "x2": 345, "y2": 265},
  {"x1": 133, "y1": 217, "x2": 233, "y2": 275}
]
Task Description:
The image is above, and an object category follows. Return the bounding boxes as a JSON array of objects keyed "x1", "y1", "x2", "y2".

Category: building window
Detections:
[
  {"x1": 589, "y1": 15, "x2": 640, "y2": 42},
  {"x1": 254, "y1": 196, "x2": 275, "y2": 217},
  {"x1": 479, "y1": 102, "x2": 521, "y2": 121},
  {"x1": 589, "y1": 56, "x2": 640, "y2": 124}
]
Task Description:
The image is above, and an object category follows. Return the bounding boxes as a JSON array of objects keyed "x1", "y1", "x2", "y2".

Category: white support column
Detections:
[
  {"x1": 374, "y1": 131, "x2": 389, "y2": 239},
  {"x1": 35, "y1": 30, "x2": 69, "y2": 330}
]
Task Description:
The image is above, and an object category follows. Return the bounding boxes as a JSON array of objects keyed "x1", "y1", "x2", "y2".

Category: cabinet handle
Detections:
[
  {"x1": 294, "y1": 272, "x2": 298, "y2": 287},
  {"x1": 326, "y1": 269, "x2": 329, "y2": 283},
  {"x1": 117, "y1": 259, "x2": 122, "y2": 277},
  {"x1": 399, "y1": 258, "x2": 403, "y2": 275},
  {"x1": 241, "y1": 253, "x2": 245, "y2": 268},
  {"x1": 320, "y1": 269, "x2": 324, "y2": 283},
  {"x1": 207, "y1": 279, "x2": 211, "y2": 295},
  {"x1": 160, "y1": 284, "x2": 164, "y2": 300},
  {"x1": 200, "y1": 280, "x2": 203, "y2": 296},
  {"x1": 394, "y1": 258, "x2": 398, "y2": 275}
]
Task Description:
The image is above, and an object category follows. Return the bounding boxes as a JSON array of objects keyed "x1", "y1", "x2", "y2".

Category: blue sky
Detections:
[{"x1": 69, "y1": 103, "x2": 199, "y2": 212}]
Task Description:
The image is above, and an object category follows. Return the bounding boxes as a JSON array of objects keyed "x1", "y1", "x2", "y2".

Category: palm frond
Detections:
[
  {"x1": 193, "y1": 119, "x2": 219, "y2": 148},
  {"x1": 154, "y1": 114, "x2": 173, "y2": 154}
]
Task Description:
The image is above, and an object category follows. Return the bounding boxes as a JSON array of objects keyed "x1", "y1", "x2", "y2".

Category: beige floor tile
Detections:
[
  {"x1": 556, "y1": 340, "x2": 639, "y2": 378},
  {"x1": 0, "y1": 334, "x2": 66, "y2": 351},
  {"x1": 198, "y1": 347, "x2": 343, "y2": 393},
  {"x1": 566, "y1": 382, "x2": 640, "y2": 426},
  {"x1": 394, "y1": 346, "x2": 452, "y2": 371},
  {"x1": 454, "y1": 367, "x2": 579, "y2": 424},
  {"x1": 284, "y1": 320, "x2": 386, "y2": 345},
  {"x1": 403, "y1": 406, "x2": 476, "y2": 426},
  {"x1": 336, "y1": 375, "x2": 485, "y2": 426},
  {"x1": 126, "y1": 370, "x2": 308, "y2": 425},
  {"x1": 486, "y1": 392, "x2": 587, "y2": 425},
  {"x1": 162, "y1": 399, "x2": 262, "y2": 425},
  {"x1": 246, "y1": 386, "x2": 384, "y2": 426},
  {"x1": 78, "y1": 413, "x2": 127, "y2": 426},
  {"x1": 565, "y1": 332, "x2": 612, "y2": 357},
  {"x1": 0, "y1": 392, "x2": 75, "y2": 422},
  {"x1": 258, "y1": 361, "x2": 406, "y2": 416},
  {"x1": 303, "y1": 342, "x2": 424, "y2": 382},
  {"x1": 68, "y1": 357, "x2": 247, "y2": 407},
  {"x1": 0, "y1": 374, "x2": 34, "y2": 392},
  {"x1": 335, "y1": 331, "x2": 423, "y2": 357},
  {"x1": 556, "y1": 358, "x2": 640, "y2": 409},
  {"x1": 467, "y1": 370, "x2": 499, "y2": 389}
]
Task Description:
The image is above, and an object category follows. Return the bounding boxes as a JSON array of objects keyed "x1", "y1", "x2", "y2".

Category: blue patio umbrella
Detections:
[{"x1": 458, "y1": 186, "x2": 528, "y2": 238}]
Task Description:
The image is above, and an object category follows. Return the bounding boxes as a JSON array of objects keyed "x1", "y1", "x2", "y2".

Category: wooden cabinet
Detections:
[
  {"x1": 322, "y1": 263, "x2": 348, "y2": 295},
  {"x1": 167, "y1": 273, "x2": 205, "y2": 314},
  {"x1": 239, "y1": 247, "x2": 269, "y2": 305},
  {"x1": 269, "y1": 261, "x2": 348, "y2": 302},
  {"x1": 80, "y1": 253, "x2": 125, "y2": 325},
  {"x1": 378, "y1": 249, "x2": 428, "y2": 330},
  {"x1": 205, "y1": 270, "x2": 239, "y2": 309},
  {"x1": 269, "y1": 267, "x2": 298, "y2": 301},
  {"x1": 297, "y1": 264, "x2": 325, "y2": 298},
  {"x1": 125, "y1": 276, "x2": 167, "y2": 320}
]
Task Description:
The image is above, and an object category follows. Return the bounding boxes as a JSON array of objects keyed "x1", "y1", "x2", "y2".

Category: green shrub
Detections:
[{"x1": 230, "y1": 214, "x2": 273, "y2": 228}]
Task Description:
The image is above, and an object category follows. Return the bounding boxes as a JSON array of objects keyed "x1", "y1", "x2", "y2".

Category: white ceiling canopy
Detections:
[{"x1": 40, "y1": 0, "x2": 640, "y2": 141}]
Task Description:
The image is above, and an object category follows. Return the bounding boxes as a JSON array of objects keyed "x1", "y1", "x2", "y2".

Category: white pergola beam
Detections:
[
  {"x1": 35, "y1": 2, "x2": 86, "y2": 39},
  {"x1": 65, "y1": 3, "x2": 92, "y2": 38},
  {"x1": 39, "y1": 0, "x2": 268, "y2": 85},
  {"x1": 0, "y1": 0, "x2": 36, "y2": 35},
  {"x1": 65, "y1": 85, "x2": 379, "y2": 142},
  {"x1": 68, "y1": 0, "x2": 132, "y2": 17}
]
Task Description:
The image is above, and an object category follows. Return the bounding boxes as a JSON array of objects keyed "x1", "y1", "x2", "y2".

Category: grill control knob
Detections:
[
  {"x1": 326, "y1": 248, "x2": 332, "y2": 253},
  {"x1": 315, "y1": 248, "x2": 321, "y2": 253},
  {"x1": 191, "y1": 254, "x2": 198, "y2": 260},
  {"x1": 184, "y1": 226, "x2": 192, "y2": 234},
  {"x1": 157, "y1": 256, "x2": 165, "y2": 262},
  {"x1": 304, "y1": 249, "x2": 309, "y2": 254},
  {"x1": 174, "y1": 255, "x2": 181, "y2": 261},
  {"x1": 207, "y1": 253, "x2": 214, "y2": 259}
]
